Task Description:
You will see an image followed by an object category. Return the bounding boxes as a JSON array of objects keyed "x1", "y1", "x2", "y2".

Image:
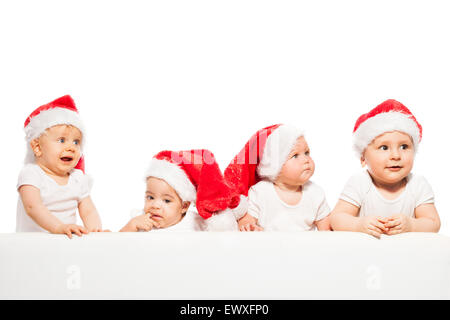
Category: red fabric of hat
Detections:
[{"x1": 24, "y1": 95, "x2": 86, "y2": 173}]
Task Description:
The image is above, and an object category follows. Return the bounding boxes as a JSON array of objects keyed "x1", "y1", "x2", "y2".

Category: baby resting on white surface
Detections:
[
  {"x1": 330, "y1": 99, "x2": 441, "y2": 238},
  {"x1": 120, "y1": 149, "x2": 239, "y2": 232},
  {"x1": 16, "y1": 95, "x2": 105, "y2": 238},
  {"x1": 121, "y1": 176, "x2": 206, "y2": 232},
  {"x1": 224, "y1": 124, "x2": 332, "y2": 232}
]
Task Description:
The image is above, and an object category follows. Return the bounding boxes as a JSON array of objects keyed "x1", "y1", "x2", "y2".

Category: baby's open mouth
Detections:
[{"x1": 60, "y1": 157, "x2": 73, "y2": 162}]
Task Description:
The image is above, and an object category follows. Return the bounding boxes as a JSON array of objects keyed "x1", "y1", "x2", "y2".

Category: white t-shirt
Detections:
[
  {"x1": 130, "y1": 207, "x2": 206, "y2": 232},
  {"x1": 247, "y1": 180, "x2": 331, "y2": 231},
  {"x1": 16, "y1": 163, "x2": 92, "y2": 232},
  {"x1": 340, "y1": 170, "x2": 435, "y2": 218}
]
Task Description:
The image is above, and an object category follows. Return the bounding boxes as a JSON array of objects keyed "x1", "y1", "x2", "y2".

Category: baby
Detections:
[
  {"x1": 330, "y1": 99, "x2": 440, "y2": 238},
  {"x1": 17, "y1": 95, "x2": 104, "y2": 238},
  {"x1": 120, "y1": 149, "x2": 239, "y2": 232},
  {"x1": 224, "y1": 124, "x2": 331, "y2": 231}
]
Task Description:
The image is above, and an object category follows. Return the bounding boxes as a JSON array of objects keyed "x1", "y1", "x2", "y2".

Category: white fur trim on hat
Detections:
[
  {"x1": 257, "y1": 124, "x2": 304, "y2": 181},
  {"x1": 24, "y1": 108, "x2": 85, "y2": 164},
  {"x1": 353, "y1": 111, "x2": 421, "y2": 156},
  {"x1": 145, "y1": 158, "x2": 197, "y2": 202},
  {"x1": 204, "y1": 208, "x2": 239, "y2": 231}
]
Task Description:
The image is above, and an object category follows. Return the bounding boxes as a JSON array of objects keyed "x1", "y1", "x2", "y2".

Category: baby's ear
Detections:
[
  {"x1": 30, "y1": 139, "x2": 42, "y2": 157},
  {"x1": 182, "y1": 201, "x2": 191, "y2": 214},
  {"x1": 360, "y1": 155, "x2": 366, "y2": 167}
]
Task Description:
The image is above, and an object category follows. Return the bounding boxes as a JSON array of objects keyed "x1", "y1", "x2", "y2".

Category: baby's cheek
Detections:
[
  {"x1": 303, "y1": 169, "x2": 313, "y2": 180},
  {"x1": 309, "y1": 160, "x2": 316, "y2": 171}
]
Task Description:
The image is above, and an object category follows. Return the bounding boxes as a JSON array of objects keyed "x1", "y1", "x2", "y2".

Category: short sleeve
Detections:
[
  {"x1": 190, "y1": 212, "x2": 206, "y2": 231},
  {"x1": 247, "y1": 186, "x2": 261, "y2": 220},
  {"x1": 73, "y1": 170, "x2": 93, "y2": 201},
  {"x1": 410, "y1": 175, "x2": 435, "y2": 207},
  {"x1": 314, "y1": 186, "x2": 331, "y2": 221},
  {"x1": 339, "y1": 172, "x2": 368, "y2": 208},
  {"x1": 16, "y1": 165, "x2": 43, "y2": 191}
]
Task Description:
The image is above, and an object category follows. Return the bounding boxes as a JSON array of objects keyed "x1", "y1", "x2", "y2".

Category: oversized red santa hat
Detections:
[
  {"x1": 353, "y1": 99, "x2": 422, "y2": 156},
  {"x1": 224, "y1": 124, "x2": 304, "y2": 219},
  {"x1": 24, "y1": 95, "x2": 86, "y2": 172},
  {"x1": 145, "y1": 149, "x2": 239, "y2": 230}
]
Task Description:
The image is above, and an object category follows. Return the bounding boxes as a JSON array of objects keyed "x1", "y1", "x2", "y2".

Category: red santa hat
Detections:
[
  {"x1": 353, "y1": 99, "x2": 422, "y2": 156},
  {"x1": 224, "y1": 124, "x2": 304, "y2": 219},
  {"x1": 24, "y1": 95, "x2": 86, "y2": 172},
  {"x1": 145, "y1": 149, "x2": 239, "y2": 230}
]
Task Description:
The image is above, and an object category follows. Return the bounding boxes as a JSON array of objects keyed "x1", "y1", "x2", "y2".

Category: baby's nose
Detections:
[
  {"x1": 65, "y1": 144, "x2": 75, "y2": 151},
  {"x1": 151, "y1": 200, "x2": 162, "y2": 208},
  {"x1": 390, "y1": 149, "x2": 401, "y2": 159}
]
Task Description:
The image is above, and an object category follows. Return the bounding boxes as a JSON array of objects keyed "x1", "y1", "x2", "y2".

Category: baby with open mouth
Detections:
[
  {"x1": 120, "y1": 149, "x2": 239, "y2": 232},
  {"x1": 16, "y1": 95, "x2": 105, "y2": 238}
]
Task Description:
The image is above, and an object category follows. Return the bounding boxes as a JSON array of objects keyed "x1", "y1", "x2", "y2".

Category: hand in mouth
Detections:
[{"x1": 150, "y1": 213, "x2": 163, "y2": 220}]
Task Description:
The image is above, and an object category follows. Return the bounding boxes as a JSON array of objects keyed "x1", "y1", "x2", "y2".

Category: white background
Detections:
[{"x1": 0, "y1": 0, "x2": 449, "y2": 235}]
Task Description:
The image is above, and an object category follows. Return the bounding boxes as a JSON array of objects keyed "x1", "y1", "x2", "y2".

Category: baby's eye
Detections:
[
  {"x1": 146, "y1": 195, "x2": 154, "y2": 200},
  {"x1": 292, "y1": 154, "x2": 299, "y2": 159},
  {"x1": 58, "y1": 138, "x2": 65, "y2": 143},
  {"x1": 73, "y1": 139, "x2": 80, "y2": 145},
  {"x1": 164, "y1": 199, "x2": 171, "y2": 204},
  {"x1": 379, "y1": 145, "x2": 388, "y2": 151},
  {"x1": 400, "y1": 144, "x2": 409, "y2": 150},
  {"x1": 305, "y1": 151, "x2": 310, "y2": 156}
]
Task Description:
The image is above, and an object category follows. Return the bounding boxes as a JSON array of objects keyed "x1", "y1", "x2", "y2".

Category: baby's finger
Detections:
[
  {"x1": 385, "y1": 219, "x2": 401, "y2": 228},
  {"x1": 368, "y1": 225, "x2": 383, "y2": 237},
  {"x1": 65, "y1": 229, "x2": 73, "y2": 239},
  {"x1": 143, "y1": 223, "x2": 153, "y2": 231},
  {"x1": 390, "y1": 225, "x2": 403, "y2": 233},
  {"x1": 387, "y1": 229, "x2": 402, "y2": 236},
  {"x1": 254, "y1": 225, "x2": 264, "y2": 231},
  {"x1": 377, "y1": 216, "x2": 389, "y2": 223},
  {"x1": 150, "y1": 219, "x2": 160, "y2": 229},
  {"x1": 72, "y1": 227, "x2": 83, "y2": 237},
  {"x1": 374, "y1": 221, "x2": 389, "y2": 232},
  {"x1": 139, "y1": 225, "x2": 150, "y2": 231},
  {"x1": 239, "y1": 223, "x2": 248, "y2": 231},
  {"x1": 368, "y1": 229, "x2": 381, "y2": 239},
  {"x1": 370, "y1": 222, "x2": 385, "y2": 233}
]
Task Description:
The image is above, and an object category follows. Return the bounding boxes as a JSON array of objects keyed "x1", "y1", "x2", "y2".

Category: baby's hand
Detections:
[
  {"x1": 130, "y1": 213, "x2": 160, "y2": 232},
  {"x1": 55, "y1": 224, "x2": 89, "y2": 239},
  {"x1": 358, "y1": 216, "x2": 388, "y2": 239},
  {"x1": 385, "y1": 214, "x2": 412, "y2": 235},
  {"x1": 238, "y1": 213, "x2": 263, "y2": 232}
]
